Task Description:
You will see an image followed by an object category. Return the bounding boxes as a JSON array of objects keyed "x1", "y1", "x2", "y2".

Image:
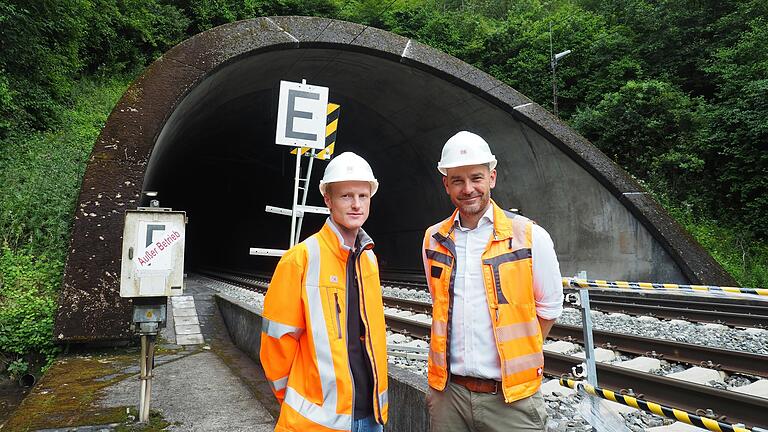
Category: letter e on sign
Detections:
[{"x1": 275, "y1": 80, "x2": 329, "y2": 150}]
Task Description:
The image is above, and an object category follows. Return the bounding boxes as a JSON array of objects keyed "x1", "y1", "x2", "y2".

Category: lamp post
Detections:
[{"x1": 549, "y1": 22, "x2": 571, "y2": 117}]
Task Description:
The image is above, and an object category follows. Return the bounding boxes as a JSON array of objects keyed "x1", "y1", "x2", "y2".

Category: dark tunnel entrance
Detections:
[
  {"x1": 142, "y1": 48, "x2": 520, "y2": 276},
  {"x1": 55, "y1": 17, "x2": 736, "y2": 341}
]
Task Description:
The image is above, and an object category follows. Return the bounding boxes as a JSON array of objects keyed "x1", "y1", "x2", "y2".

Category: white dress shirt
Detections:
[{"x1": 448, "y1": 205, "x2": 563, "y2": 380}]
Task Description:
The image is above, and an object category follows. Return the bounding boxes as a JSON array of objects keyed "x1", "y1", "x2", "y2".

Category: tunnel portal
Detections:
[{"x1": 54, "y1": 16, "x2": 734, "y2": 341}]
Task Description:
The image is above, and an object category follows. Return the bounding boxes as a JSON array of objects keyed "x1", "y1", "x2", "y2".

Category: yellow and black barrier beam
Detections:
[
  {"x1": 559, "y1": 378, "x2": 760, "y2": 432},
  {"x1": 562, "y1": 277, "x2": 768, "y2": 298},
  {"x1": 291, "y1": 103, "x2": 339, "y2": 160}
]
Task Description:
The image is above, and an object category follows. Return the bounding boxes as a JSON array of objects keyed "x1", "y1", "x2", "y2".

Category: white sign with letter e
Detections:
[{"x1": 275, "y1": 80, "x2": 329, "y2": 150}]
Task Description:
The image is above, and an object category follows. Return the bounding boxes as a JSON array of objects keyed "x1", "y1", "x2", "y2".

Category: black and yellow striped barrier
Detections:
[
  {"x1": 563, "y1": 277, "x2": 768, "y2": 298},
  {"x1": 559, "y1": 378, "x2": 756, "y2": 432},
  {"x1": 291, "y1": 103, "x2": 339, "y2": 160}
]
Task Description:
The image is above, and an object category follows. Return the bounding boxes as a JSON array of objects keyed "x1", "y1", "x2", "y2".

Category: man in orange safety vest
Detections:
[
  {"x1": 422, "y1": 131, "x2": 564, "y2": 431},
  {"x1": 260, "y1": 152, "x2": 388, "y2": 432}
]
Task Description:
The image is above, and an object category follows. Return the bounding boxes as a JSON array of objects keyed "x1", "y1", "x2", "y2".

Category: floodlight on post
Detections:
[{"x1": 549, "y1": 22, "x2": 572, "y2": 118}]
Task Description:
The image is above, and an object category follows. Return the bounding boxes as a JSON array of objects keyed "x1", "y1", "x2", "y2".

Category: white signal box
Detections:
[{"x1": 120, "y1": 209, "x2": 186, "y2": 297}]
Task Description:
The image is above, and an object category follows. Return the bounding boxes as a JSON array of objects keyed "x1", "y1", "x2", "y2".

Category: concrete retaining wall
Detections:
[{"x1": 214, "y1": 293, "x2": 430, "y2": 431}]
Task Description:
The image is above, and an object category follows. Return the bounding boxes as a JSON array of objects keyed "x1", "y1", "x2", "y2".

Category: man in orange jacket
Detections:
[
  {"x1": 422, "y1": 131, "x2": 563, "y2": 431},
  {"x1": 260, "y1": 152, "x2": 388, "y2": 432}
]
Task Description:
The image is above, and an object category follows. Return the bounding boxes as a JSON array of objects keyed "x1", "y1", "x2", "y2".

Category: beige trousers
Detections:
[{"x1": 427, "y1": 381, "x2": 548, "y2": 432}]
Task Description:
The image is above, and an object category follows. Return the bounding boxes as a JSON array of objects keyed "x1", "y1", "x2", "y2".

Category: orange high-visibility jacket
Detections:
[
  {"x1": 260, "y1": 221, "x2": 389, "y2": 432},
  {"x1": 423, "y1": 200, "x2": 544, "y2": 403}
]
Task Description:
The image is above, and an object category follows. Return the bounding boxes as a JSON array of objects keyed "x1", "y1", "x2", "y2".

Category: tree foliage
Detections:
[
  {"x1": 1, "y1": 0, "x2": 767, "y2": 370},
  {"x1": 571, "y1": 80, "x2": 707, "y2": 199}
]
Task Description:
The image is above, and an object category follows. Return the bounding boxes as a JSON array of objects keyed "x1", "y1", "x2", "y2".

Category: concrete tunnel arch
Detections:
[{"x1": 54, "y1": 16, "x2": 735, "y2": 342}]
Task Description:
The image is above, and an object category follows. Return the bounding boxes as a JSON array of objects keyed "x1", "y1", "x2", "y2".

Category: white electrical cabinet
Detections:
[{"x1": 119, "y1": 209, "x2": 186, "y2": 297}]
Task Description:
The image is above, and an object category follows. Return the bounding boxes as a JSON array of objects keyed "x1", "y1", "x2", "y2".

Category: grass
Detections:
[{"x1": 666, "y1": 205, "x2": 768, "y2": 288}]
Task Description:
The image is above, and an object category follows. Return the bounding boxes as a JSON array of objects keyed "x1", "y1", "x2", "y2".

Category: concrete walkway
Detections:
[
  {"x1": 98, "y1": 350, "x2": 273, "y2": 431},
  {"x1": 4, "y1": 276, "x2": 277, "y2": 431},
  {"x1": 97, "y1": 276, "x2": 276, "y2": 431}
]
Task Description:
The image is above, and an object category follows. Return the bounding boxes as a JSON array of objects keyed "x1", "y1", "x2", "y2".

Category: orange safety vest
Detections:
[
  {"x1": 260, "y1": 221, "x2": 389, "y2": 431},
  {"x1": 423, "y1": 200, "x2": 544, "y2": 403}
]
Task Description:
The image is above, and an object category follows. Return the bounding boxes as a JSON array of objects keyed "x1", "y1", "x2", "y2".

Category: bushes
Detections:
[
  {"x1": 0, "y1": 76, "x2": 130, "y2": 373},
  {"x1": 0, "y1": 77, "x2": 131, "y2": 257},
  {"x1": 0, "y1": 247, "x2": 60, "y2": 373},
  {"x1": 0, "y1": 0, "x2": 190, "y2": 137},
  {"x1": 662, "y1": 200, "x2": 768, "y2": 288},
  {"x1": 570, "y1": 80, "x2": 707, "y2": 200}
]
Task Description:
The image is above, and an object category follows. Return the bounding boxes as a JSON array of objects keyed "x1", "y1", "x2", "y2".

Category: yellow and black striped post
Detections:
[
  {"x1": 562, "y1": 277, "x2": 768, "y2": 298},
  {"x1": 559, "y1": 378, "x2": 755, "y2": 432},
  {"x1": 316, "y1": 103, "x2": 339, "y2": 160},
  {"x1": 290, "y1": 103, "x2": 339, "y2": 159}
]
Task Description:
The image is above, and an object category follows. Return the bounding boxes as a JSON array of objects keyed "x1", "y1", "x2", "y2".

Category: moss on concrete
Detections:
[
  {"x1": 3, "y1": 350, "x2": 137, "y2": 431},
  {"x1": 114, "y1": 408, "x2": 177, "y2": 431}
]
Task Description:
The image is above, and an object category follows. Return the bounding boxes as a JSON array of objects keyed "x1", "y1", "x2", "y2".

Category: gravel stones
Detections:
[
  {"x1": 557, "y1": 307, "x2": 768, "y2": 355},
  {"x1": 382, "y1": 285, "x2": 432, "y2": 303}
]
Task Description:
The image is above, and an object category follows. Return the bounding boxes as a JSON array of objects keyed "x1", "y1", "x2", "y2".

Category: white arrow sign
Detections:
[{"x1": 133, "y1": 221, "x2": 184, "y2": 270}]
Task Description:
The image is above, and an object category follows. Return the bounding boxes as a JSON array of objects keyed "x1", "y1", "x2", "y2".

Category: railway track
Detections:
[
  {"x1": 384, "y1": 313, "x2": 768, "y2": 428},
  {"x1": 382, "y1": 296, "x2": 768, "y2": 378},
  {"x1": 383, "y1": 277, "x2": 768, "y2": 329},
  {"x1": 201, "y1": 270, "x2": 768, "y2": 376},
  {"x1": 204, "y1": 269, "x2": 768, "y2": 329},
  {"x1": 200, "y1": 270, "x2": 768, "y2": 428},
  {"x1": 568, "y1": 289, "x2": 768, "y2": 328},
  {"x1": 548, "y1": 324, "x2": 767, "y2": 378}
]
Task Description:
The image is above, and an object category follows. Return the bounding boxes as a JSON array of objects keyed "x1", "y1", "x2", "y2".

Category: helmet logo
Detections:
[
  {"x1": 346, "y1": 166, "x2": 354, "y2": 173},
  {"x1": 460, "y1": 149, "x2": 467, "y2": 155}
]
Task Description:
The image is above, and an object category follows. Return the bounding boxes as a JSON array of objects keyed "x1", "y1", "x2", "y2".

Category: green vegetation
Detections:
[
  {"x1": 3, "y1": 349, "x2": 145, "y2": 431},
  {"x1": 1, "y1": 0, "x2": 766, "y2": 374},
  {"x1": 1, "y1": 76, "x2": 132, "y2": 371}
]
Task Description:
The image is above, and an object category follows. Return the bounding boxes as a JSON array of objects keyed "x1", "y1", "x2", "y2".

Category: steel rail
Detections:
[
  {"x1": 206, "y1": 273, "x2": 767, "y2": 377},
  {"x1": 384, "y1": 313, "x2": 768, "y2": 428},
  {"x1": 545, "y1": 352, "x2": 768, "y2": 429},
  {"x1": 385, "y1": 314, "x2": 431, "y2": 341},
  {"x1": 586, "y1": 299, "x2": 768, "y2": 328},
  {"x1": 384, "y1": 277, "x2": 768, "y2": 328},
  {"x1": 571, "y1": 290, "x2": 768, "y2": 316},
  {"x1": 205, "y1": 270, "x2": 768, "y2": 427},
  {"x1": 383, "y1": 296, "x2": 432, "y2": 314},
  {"x1": 549, "y1": 324, "x2": 768, "y2": 378},
  {"x1": 383, "y1": 298, "x2": 768, "y2": 377}
]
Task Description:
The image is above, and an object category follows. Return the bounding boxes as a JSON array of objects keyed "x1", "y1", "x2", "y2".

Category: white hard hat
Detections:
[
  {"x1": 437, "y1": 131, "x2": 497, "y2": 175},
  {"x1": 319, "y1": 152, "x2": 379, "y2": 196}
]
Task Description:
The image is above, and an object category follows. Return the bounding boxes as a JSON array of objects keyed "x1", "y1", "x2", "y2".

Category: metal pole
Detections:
[
  {"x1": 550, "y1": 22, "x2": 558, "y2": 117},
  {"x1": 142, "y1": 335, "x2": 155, "y2": 421},
  {"x1": 579, "y1": 288, "x2": 598, "y2": 387},
  {"x1": 289, "y1": 148, "x2": 302, "y2": 247},
  {"x1": 295, "y1": 149, "x2": 317, "y2": 242},
  {"x1": 139, "y1": 334, "x2": 148, "y2": 422}
]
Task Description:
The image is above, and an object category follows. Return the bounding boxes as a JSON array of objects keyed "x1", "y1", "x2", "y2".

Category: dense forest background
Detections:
[{"x1": 1, "y1": 0, "x2": 766, "y2": 375}]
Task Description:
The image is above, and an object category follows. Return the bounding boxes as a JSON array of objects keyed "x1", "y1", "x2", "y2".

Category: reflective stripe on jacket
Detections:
[
  {"x1": 260, "y1": 221, "x2": 389, "y2": 431},
  {"x1": 423, "y1": 200, "x2": 544, "y2": 403}
]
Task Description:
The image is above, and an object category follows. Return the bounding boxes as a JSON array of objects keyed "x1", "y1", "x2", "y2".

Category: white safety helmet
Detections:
[
  {"x1": 319, "y1": 152, "x2": 379, "y2": 197},
  {"x1": 437, "y1": 131, "x2": 497, "y2": 175}
]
